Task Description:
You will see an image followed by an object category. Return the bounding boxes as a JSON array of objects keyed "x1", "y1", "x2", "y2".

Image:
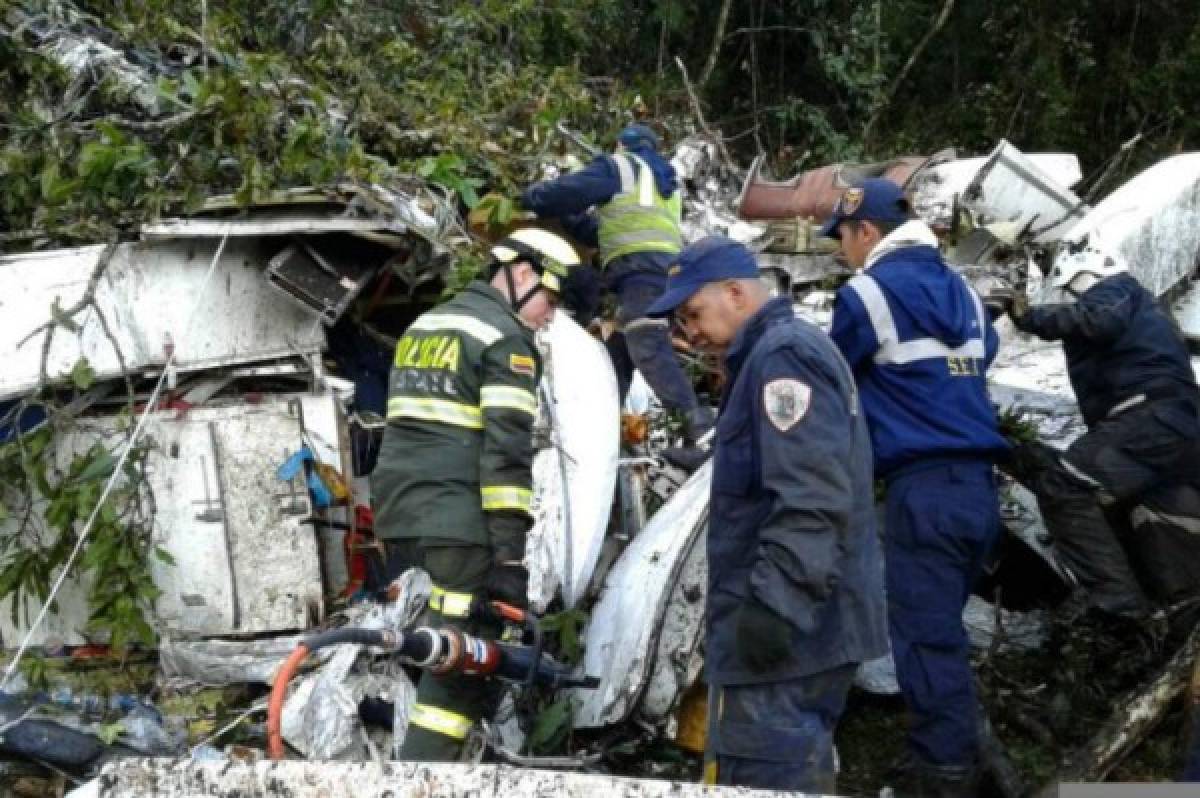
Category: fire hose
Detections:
[{"x1": 266, "y1": 601, "x2": 598, "y2": 759}]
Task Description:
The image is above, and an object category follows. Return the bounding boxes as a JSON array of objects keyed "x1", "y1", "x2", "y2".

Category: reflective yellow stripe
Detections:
[
  {"x1": 429, "y1": 585, "x2": 474, "y2": 618},
  {"x1": 409, "y1": 313, "x2": 503, "y2": 346},
  {"x1": 703, "y1": 760, "x2": 719, "y2": 785},
  {"x1": 480, "y1": 384, "x2": 538, "y2": 416},
  {"x1": 481, "y1": 485, "x2": 533, "y2": 513},
  {"x1": 387, "y1": 397, "x2": 483, "y2": 429},
  {"x1": 409, "y1": 703, "x2": 472, "y2": 740}
]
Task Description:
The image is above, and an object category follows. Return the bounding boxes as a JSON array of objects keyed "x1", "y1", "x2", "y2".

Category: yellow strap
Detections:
[
  {"x1": 409, "y1": 703, "x2": 472, "y2": 740},
  {"x1": 387, "y1": 397, "x2": 483, "y2": 429},
  {"x1": 481, "y1": 485, "x2": 533, "y2": 513},
  {"x1": 429, "y1": 585, "x2": 475, "y2": 618},
  {"x1": 702, "y1": 760, "x2": 719, "y2": 785},
  {"x1": 480, "y1": 384, "x2": 538, "y2": 416}
]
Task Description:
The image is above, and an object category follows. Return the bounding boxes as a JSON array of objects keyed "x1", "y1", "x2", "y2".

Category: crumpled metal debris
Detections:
[
  {"x1": 160, "y1": 635, "x2": 331, "y2": 687},
  {"x1": 671, "y1": 136, "x2": 767, "y2": 247},
  {"x1": 281, "y1": 568, "x2": 430, "y2": 759},
  {"x1": 963, "y1": 596, "x2": 1047, "y2": 652}
]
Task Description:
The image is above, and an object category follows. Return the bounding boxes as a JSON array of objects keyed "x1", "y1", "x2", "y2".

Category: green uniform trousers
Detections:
[{"x1": 390, "y1": 542, "x2": 503, "y2": 762}]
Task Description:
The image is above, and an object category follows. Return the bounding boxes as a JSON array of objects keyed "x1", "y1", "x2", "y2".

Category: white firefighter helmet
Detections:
[
  {"x1": 1048, "y1": 245, "x2": 1129, "y2": 292},
  {"x1": 490, "y1": 227, "x2": 581, "y2": 294}
]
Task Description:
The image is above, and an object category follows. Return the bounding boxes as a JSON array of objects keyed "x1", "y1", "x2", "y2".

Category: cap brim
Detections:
[
  {"x1": 818, "y1": 214, "x2": 844, "y2": 240},
  {"x1": 646, "y1": 283, "x2": 701, "y2": 318}
]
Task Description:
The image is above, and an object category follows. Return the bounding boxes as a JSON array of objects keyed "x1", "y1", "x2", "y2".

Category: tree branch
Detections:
[
  {"x1": 674, "y1": 56, "x2": 737, "y2": 175},
  {"x1": 862, "y1": 0, "x2": 957, "y2": 151},
  {"x1": 697, "y1": 0, "x2": 734, "y2": 88}
]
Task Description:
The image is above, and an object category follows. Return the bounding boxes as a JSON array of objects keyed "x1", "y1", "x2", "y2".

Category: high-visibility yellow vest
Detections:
[{"x1": 596, "y1": 153, "x2": 683, "y2": 266}]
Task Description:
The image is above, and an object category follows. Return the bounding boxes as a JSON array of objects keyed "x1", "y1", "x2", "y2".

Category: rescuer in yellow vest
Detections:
[{"x1": 521, "y1": 124, "x2": 714, "y2": 463}]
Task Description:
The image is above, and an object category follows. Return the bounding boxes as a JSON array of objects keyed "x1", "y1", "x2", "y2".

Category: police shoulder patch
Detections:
[
  {"x1": 509, "y1": 353, "x2": 536, "y2": 377},
  {"x1": 763, "y1": 379, "x2": 811, "y2": 432}
]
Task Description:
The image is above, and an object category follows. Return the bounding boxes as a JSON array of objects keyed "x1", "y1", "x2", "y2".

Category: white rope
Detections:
[{"x1": 1, "y1": 232, "x2": 231, "y2": 690}]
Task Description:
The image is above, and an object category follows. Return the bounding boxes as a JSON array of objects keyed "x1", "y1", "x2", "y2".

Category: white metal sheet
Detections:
[
  {"x1": 526, "y1": 315, "x2": 620, "y2": 611},
  {"x1": 0, "y1": 395, "x2": 332, "y2": 646},
  {"x1": 910, "y1": 150, "x2": 1082, "y2": 232},
  {"x1": 0, "y1": 238, "x2": 326, "y2": 402},
  {"x1": 1051, "y1": 153, "x2": 1200, "y2": 299},
  {"x1": 97, "y1": 760, "x2": 823, "y2": 797},
  {"x1": 574, "y1": 461, "x2": 711, "y2": 729},
  {"x1": 1172, "y1": 280, "x2": 1200, "y2": 342},
  {"x1": 962, "y1": 140, "x2": 1088, "y2": 243}
]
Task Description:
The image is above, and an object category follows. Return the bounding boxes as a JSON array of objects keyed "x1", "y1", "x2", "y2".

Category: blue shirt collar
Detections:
[{"x1": 724, "y1": 297, "x2": 793, "y2": 378}]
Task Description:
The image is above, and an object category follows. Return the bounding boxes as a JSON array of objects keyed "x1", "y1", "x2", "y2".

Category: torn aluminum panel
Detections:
[
  {"x1": 1173, "y1": 280, "x2": 1200, "y2": 342},
  {"x1": 526, "y1": 314, "x2": 619, "y2": 612},
  {"x1": 159, "y1": 634, "x2": 328, "y2": 686},
  {"x1": 909, "y1": 148, "x2": 1083, "y2": 235},
  {"x1": 0, "y1": 394, "x2": 339, "y2": 647},
  {"x1": 574, "y1": 461, "x2": 711, "y2": 729},
  {"x1": 960, "y1": 141, "x2": 1088, "y2": 243},
  {"x1": 1048, "y1": 153, "x2": 1200, "y2": 300},
  {"x1": 0, "y1": 239, "x2": 325, "y2": 402},
  {"x1": 140, "y1": 184, "x2": 447, "y2": 248},
  {"x1": 281, "y1": 570, "x2": 428, "y2": 759},
  {"x1": 639, "y1": 518, "x2": 706, "y2": 722},
  {"x1": 97, "y1": 760, "x2": 823, "y2": 798}
]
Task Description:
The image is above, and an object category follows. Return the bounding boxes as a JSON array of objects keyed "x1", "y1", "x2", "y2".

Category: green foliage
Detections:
[
  {"x1": 525, "y1": 695, "x2": 574, "y2": 754},
  {"x1": 0, "y1": 408, "x2": 162, "y2": 652},
  {"x1": 539, "y1": 607, "x2": 587, "y2": 666}
]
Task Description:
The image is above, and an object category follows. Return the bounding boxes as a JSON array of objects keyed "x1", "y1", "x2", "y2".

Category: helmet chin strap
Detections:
[{"x1": 501, "y1": 262, "x2": 542, "y2": 313}]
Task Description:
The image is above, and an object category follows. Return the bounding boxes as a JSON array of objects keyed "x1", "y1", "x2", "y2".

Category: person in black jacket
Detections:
[{"x1": 1004, "y1": 244, "x2": 1200, "y2": 616}]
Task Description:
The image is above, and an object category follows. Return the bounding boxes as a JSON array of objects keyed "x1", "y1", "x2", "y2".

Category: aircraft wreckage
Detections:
[{"x1": 0, "y1": 138, "x2": 1198, "y2": 797}]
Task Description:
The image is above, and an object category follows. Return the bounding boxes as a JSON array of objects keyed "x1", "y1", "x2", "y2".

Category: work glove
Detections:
[
  {"x1": 1005, "y1": 291, "x2": 1034, "y2": 331},
  {"x1": 486, "y1": 562, "x2": 529, "y2": 610},
  {"x1": 735, "y1": 598, "x2": 794, "y2": 673}
]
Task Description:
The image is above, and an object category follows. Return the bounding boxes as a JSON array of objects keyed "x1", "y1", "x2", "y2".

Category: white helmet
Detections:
[
  {"x1": 1048, "y1": 244, "x2": 1128, "y2": 292},
  {"x1": 490, "y1": 227, "x2": 581, "y2": 294}
]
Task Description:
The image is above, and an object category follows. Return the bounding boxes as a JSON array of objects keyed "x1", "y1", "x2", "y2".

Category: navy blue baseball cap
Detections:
[
  {"x1": 617, "y1": 123, "x2": 660, "y2": 152},
  {"x1": 818, "y1": 177, "x2": 912, "y2": 239},
  {"x1": 646, "y1": 236, "x2": 759, "y2": 317}
]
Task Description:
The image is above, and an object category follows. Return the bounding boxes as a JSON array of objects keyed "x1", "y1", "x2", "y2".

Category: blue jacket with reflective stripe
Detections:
[
  {"x1": 830, "y1": 245, "x2": 1009, "y2": 477},
  {"x1": 708, "y1": 298, "x2": 888, "y2": 685}
]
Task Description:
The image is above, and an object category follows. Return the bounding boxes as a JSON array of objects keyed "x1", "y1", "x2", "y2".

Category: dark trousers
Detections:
[
  {"x1": 613, "y1": 278, "x2": 700, "y2": 413},
  {"x1": 705, "y1": 664, "x2": 857, "y2": 792},
  {"x1": 1020, "y1": 399, "x2": 1200, "y2": 608},
  {"x1": 385, "y1": 542, "x2": 503, "y2": 762},
  {"x1": 885, "y1": 459, "x2": 1001, "y2": 768}
]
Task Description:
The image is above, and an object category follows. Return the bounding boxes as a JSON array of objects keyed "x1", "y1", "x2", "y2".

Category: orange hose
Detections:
[{"x1": 267, "y1": 644, "x2": 311, "y2": 760}]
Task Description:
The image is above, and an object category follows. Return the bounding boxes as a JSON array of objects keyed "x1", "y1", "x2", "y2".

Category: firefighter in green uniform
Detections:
[{"x1": 371, "y1": 227, "x2": 579, "y2": 760}]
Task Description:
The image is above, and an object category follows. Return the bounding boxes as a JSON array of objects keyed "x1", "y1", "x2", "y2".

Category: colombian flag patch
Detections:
[{"x1": 509, "y1": 353, "x2": 536, "y2": 377}]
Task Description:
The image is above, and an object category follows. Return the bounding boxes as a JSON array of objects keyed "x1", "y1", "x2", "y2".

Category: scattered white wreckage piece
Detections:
[
  {"x1": 959, "y1": 140, "x2": 1088, "y2": 244},
  {"x1": 526, "y1": 313, "x2": 619, "y2": 612},
  {"x1": 963, "y1": 595, "x2": 1047, "y2": 652},
  {"x1": 97, "y1": 760, "x2": 829, "y2": 798},
  {"x1": 160, "y1": 634, "x2": 329, "y2": 687},
  {"x1": 1173, "y1": 280, "x2": 1200, "y2": 342},
  {"x1": 1045, "y1": 152, "x2": 1200, "y2": 300},
  {"x1": 0, "y1": 240, "x2": 326, "y2": 403},
  {"x1": 281, "y1": 569, "x2": 429, "y2": 760},
  {"x1": 574, "y1": 461, "x2": 711, "y2": 729},
  {"x1": 0, "y1": 393, "x2": 344, "y2": 646}
]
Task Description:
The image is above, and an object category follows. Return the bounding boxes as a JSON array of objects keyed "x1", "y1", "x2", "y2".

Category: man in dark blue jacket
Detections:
[
  {"x1": 522, "y1": 124, "x2": 713, "y2": 452},
  {"x1": 824, "y1": 179, "x2": 1009, "y2": 797},
  {"x1": 646, "y1": 236, "x2": 888, "y2": 792},
  {"x1": 1006, "y1": 245, "x2": 1200, "y2": 611}
]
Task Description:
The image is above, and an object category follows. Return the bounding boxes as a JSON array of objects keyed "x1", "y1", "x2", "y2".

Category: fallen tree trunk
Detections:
[{"x1": 1036, "y1": 623, "x2": 1200, "y2": 796}]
